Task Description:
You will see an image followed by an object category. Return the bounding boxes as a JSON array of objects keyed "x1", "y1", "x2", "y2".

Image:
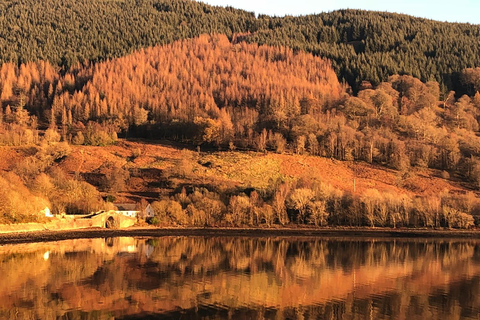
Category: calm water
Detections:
[{"x1": 1, "y1": 236, "x2": 480, "y2": 319}]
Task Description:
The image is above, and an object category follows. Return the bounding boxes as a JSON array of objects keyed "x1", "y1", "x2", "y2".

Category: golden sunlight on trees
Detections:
[
  {"x1": 2, "y1": 35, "x2": 480, "y2": 191},
  {"x1": 273, "y1": 183, "x2": 290, "y2": 225},
  {"x1": 0, "y1": 172, "x2": 49, "y2": 223},
  {"x1": 150, "y1": 200, "x2": 187, "y2": 226},
  {"x1": 289, "y1": 188, "x2": 315, "y2": 224},
  {"x1": 0, "y1": 27, "x2": 480, "y2": 228}
]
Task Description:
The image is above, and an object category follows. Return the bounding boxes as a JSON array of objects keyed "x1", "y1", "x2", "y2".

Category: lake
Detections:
[{"x1": 1, "y1": 236, "x2": 480, "y2": 319}]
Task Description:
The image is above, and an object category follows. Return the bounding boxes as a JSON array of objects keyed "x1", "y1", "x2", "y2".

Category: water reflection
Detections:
[{"x1": 0, "y1": 236, "x2": 480, "y2": 319}]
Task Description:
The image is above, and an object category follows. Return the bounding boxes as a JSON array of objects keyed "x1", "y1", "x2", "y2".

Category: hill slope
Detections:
[
  {"x1": 0, "y1": 0, "x2": 478, "y2": 91},
  {"x1": 0, "y1": 17, "x2": 480, "y2": 228},
  {"x1": 2, "y1": 35, "x2": 480, "y2": 193},
  {"x1": 0, "y1": 34, "x2": 344, "y2": 147},
  {"x1": 0, "y1": 140, "x2": 477, "y2": 228}
]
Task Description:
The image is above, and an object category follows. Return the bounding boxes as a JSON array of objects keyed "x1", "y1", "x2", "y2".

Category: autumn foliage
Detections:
[
  {"x1": 0, "y1": 34, "x2": 343, "y2": 147},
  {"x1": 1, "y1": 35, "x2": 480, "y2": 226}
]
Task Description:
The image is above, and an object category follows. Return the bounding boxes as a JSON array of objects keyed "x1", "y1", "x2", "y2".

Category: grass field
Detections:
[{"x1": 31, "y1": 139, "x2": 469, "y2": 200}]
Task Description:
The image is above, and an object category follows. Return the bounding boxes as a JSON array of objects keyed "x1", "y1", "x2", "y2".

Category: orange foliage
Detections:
[
  {"x1": 65, "y1": 34, "x2": 343, "y2": 125},
  {"x1": 0, "y1": 34, "x2": 344, "y2": 146}
]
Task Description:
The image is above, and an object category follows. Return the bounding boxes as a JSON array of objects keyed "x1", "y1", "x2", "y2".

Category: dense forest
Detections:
[
  {"x1": 2, "y1": 34, "x2": 480, "y2": 177},
  {"x1": 0, "y1": 0, "x2": 479, "y2": 92},
  {"x1": 1, "y1": 33, "x2": 480, "y2": 228},
  {"x1": 1, "y1": 0, "x2": 480, "y2": 228}
]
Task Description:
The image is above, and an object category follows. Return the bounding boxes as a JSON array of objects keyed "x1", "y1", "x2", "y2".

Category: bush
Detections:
[
  {"x1": 151, "y1": 199, "x2": 188, "y2": 225},
  {"x1": 262, "y1": 204, "x2": 275, "y2": 226},
  {"x1": 288, "y1": 188, "x2": 315, "y2": 224},
  {"x1": 44, "y1": 128, "x2": 61, "y2": 144},
  {"x1": 441, "y1": 170, "x2": 450, "y2": 179},
  {"x1": 148, "y1": 216, "x2": 161, "y2": 226},
  {"x1": 72, "y1": 132, "x2": 85, "y2": 145},
  {"x1": 0, "y1": 172, "x2": 50, "y2": 223},
  {"x1": 309, "y1": 200, "x2": 328, "y2": 226}
]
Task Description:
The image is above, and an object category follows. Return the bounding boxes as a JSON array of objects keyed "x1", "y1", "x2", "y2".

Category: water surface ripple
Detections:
[{"x1": 0, "y1": 236, "x2": 479, "y2": 319}]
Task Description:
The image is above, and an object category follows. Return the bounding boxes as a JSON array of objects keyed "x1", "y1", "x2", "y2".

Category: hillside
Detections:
[
  {"x1": 0, "y1": 0, "x2": 478, "y2": 91},
  {"x1": 0, "y1": 33, "x2": 344, "y2": 147},
  {"x1": 0, "y1": 140, "x2": 478, "y2": 228},
  {"x1": 2, "y1": 35, "x2": 480, "y2": 186},
  {"x1": 1, "y1": 33, "x2": 480, "y2": 228}
]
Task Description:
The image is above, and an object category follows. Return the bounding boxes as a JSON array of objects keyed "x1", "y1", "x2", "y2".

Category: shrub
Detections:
[
  {"x1": 187, "y1": 204, "x2": 207, "y2": 226},
  {"x1": 288, "y1": 188, "x2": 315, "y2": 224},
  {"x1": 151, "y1": 199, "x2": 188, "y2": 225},
  {"x1": 229, "y1": 194, "x2": 250, "y2": 226},
  {"x1": 262, "y1": 204, "x2": 275, "y2": 227},
  {"x1": 44, "y1": 128, "x2": 61, "y2": 144},
  {"x1": 309, "y1": 200, "x2": 328, "y2": 226},
  {"x1": 148, "y1": 216, "x2": 161, "y2": 226},
  {"x1": 441, "y1": 170, "x2": 450, "y2": 179},
  {"x1": 177, "y1": 158, "x2": 193, "y2": 178},
  {"x1": 0, "y1": 172, "x2": 50, "y2": 223},
  {"x1": 72, "y1": 131, "x2": 85, "y2": 145}
]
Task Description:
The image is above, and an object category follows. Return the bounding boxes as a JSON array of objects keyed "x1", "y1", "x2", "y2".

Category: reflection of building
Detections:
[{"x1": 114, "y1": 203, "x2": 139, "y2": 218}]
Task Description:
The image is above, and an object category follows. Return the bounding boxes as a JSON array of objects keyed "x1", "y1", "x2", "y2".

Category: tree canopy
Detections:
[{"x1": 0, "y1": 0, "x2": 478, "y2": 92}]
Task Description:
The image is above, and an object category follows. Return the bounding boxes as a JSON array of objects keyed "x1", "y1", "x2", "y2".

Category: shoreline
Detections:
[{"x1": 1, "y1": 226, "x2": 480, "y2": 245}]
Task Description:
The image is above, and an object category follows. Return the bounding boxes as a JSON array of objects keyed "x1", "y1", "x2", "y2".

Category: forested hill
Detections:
[{"x1": 0, "y1": 0, "x2": 479, "y2": 92}]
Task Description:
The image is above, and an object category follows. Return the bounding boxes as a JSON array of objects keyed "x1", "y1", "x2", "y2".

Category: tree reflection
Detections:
[{"x1": 0, "y1": 237, "x2": 480, "y2": 319}]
